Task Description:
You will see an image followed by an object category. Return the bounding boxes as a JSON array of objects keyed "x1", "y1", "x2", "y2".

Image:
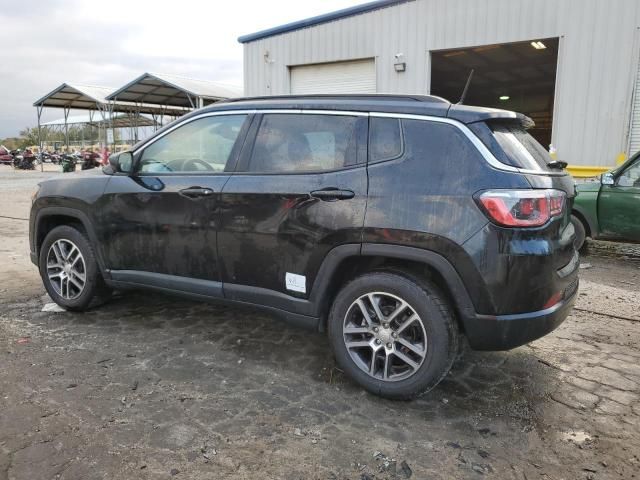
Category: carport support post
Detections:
[
  {"x1": 36, "y1": 105, "x2": 44, "y2": 172},
  {"x1": 97, "y1": 105, "x2": 108, "y2": 152},
  {"x1": 89, "y1": 110, "x2": 95, "y2": 150},
  {"x1": 134, "y1": 108, "x2": 140, "y2": 142},
  {"x1": 107, "y1": 103, "x2": 115, "y2": 153},
  {"x1": 63, "y1": 107, "x2": 70, "y2": 153}
]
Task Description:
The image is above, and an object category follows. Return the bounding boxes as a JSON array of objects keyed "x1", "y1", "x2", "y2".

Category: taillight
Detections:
[{"x1": 476, "y1": 189, "x2": 566, "y2": 227}]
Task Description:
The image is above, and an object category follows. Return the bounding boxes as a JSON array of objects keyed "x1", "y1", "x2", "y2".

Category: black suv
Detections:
[{"x1": 30, "y1": 95, "x2": 578, "y2": 399}]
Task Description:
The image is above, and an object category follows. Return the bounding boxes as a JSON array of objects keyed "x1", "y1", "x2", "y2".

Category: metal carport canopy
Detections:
[
  {"x1": 41, "y1": 112, "x2": 156, "y2": 128},
  {"x1": 105, "y1": 72, "x2": 243, "y2": 108},
  {"x1": 32, "y1": 83, "x2": 190, "y2": 116}
]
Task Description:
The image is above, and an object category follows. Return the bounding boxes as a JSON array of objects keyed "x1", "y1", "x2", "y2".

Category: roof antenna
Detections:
[{"x1": 457, "y1": 69, "x2": 474, "y2": 105}]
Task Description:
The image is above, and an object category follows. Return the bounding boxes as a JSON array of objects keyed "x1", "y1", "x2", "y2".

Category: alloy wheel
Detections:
[
  {"x1": 46, "y1": 239, "x2": 87, "y2": 300},
  {"x1": 343, "y1": 291, "x2": 427, "y2": 382}
]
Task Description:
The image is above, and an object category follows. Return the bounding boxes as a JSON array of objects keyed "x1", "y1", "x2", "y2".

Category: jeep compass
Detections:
[{"x1": 30, "y1": 95, "x2": 579, "y2": 399}]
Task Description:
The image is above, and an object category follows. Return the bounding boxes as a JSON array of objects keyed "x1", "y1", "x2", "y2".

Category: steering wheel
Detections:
[
  {"x1": 182, "y1": 158, "x2": 214, "y2": 171},
  {"x1": 140, "y1": 159, "x2": 172, "y2": 172}
]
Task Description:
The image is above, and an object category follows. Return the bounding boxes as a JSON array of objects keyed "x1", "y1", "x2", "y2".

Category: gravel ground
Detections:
[{"x1": 1, "y1": 165, "x2": 639, "y2": 480}]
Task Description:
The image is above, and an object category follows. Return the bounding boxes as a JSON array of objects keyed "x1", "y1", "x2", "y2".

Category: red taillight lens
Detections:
[{"x1": 477, "y1": 189, "x2": 566, "y2": 227}]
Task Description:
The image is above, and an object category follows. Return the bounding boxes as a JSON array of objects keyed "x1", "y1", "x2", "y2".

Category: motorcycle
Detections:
[
  {"x1": 60, "y1": 153, "x2": 77, "y2": 173},
  {"x1": 12, "y1": 148, "x2": 36, "y2": 170},
  {"x1": 38, "y1": 151, "x2": 60, "y2": 164},
  {"x1": 50, "y1": 152, "x2": 62, "y2": 164},
  {"x1": 80, "y1": 150, "x2": 101, "y2": 170}
]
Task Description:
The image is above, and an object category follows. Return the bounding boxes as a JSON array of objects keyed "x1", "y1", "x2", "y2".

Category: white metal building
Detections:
[{"x1": 239, "y1": 0, "x2": 640, "y2": 174}]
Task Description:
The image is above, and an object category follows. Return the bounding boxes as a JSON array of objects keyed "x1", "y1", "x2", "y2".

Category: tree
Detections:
[
  {"x1": 18, "y1": 127, "x2": 40, "y2": 149},
  {"x1": 0, "y1": 137, "x2": 20, "y2": 150}
]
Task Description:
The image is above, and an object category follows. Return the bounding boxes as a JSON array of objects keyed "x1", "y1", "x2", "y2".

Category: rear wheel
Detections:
[
  {"x1": 571, "y1": 214, "x2": 587, "y2": 251},
  {"x1": 328, "y1": 271, "x2": 458, "y2": 400},
  {"x1": 39, "y1": 225, "x2": 110, "y2": 311}
]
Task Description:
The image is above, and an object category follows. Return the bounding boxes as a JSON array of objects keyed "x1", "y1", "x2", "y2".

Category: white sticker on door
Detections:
[{"x1": 285, "y1": 272, "x2": 306, "y2": 293}]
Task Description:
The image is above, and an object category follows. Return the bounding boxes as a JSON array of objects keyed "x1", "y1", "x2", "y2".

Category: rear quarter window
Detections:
[{"x1": 486, "y1": 122, "x2": 554, "y2": 171}]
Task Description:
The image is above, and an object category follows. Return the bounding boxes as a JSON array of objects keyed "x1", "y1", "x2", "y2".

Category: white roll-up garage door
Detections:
[
  {"x1": 290, "y1": 59, "x2": 376, "y2": 95},
  {"x1": 629, "y1": 55, "x2": 640, "y2": 155}
]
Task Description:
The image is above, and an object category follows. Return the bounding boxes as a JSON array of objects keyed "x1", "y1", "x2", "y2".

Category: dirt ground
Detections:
[{"x1": 1, "y1": 165, "x2": 639, "y2": 480}]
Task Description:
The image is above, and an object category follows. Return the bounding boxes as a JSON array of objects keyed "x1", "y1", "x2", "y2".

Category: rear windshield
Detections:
[{"x1": 489, "y1": 122, "x2": 553, "y2": 171}]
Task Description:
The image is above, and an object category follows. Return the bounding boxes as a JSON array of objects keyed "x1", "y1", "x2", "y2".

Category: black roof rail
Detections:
[{"x1": 220, "y1": 94, "x2": 451, "y2": 104}]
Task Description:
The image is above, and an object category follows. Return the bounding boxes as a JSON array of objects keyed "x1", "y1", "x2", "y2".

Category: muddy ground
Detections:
[{"x1": 1, "y1": 165, "x2": 639, "y2": 480}]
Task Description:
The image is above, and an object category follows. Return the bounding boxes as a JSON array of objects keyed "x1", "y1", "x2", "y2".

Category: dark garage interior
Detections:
[{"x1": 430, "y1": 38, "x2": 559, "y2": 148}]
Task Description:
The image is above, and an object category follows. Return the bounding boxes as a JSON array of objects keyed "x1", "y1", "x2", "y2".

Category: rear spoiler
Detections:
[{"x1": 447, "y1": 104, "x2": 534, "y2": 128}]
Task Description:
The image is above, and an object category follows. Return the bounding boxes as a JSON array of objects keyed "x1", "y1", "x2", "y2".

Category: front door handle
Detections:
[
  {"x1": 179, "y1": 187, "x2": 214, "y2": 198},
  {"x1": 310, "y1": 188, "x2": 355, "y2": 201}
]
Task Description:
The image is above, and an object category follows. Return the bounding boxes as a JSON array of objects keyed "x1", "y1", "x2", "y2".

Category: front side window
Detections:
[
  {"x1": 617, "y1": 159, "x2": 640, "y2": 187},
  {"x1": 249, "y1": 114, "x2": 359, "y2": 173},
  {"x1": 139, "y1": 114, "x2": 247, "y2": 173}
]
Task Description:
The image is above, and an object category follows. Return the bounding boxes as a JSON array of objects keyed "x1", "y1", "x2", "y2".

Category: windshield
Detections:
[{"x1": 489, "y1": 122, "x2": 554, "y2": 171}]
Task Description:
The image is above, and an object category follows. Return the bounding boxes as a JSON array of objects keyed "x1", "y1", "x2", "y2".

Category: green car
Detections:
[{"x1": 571, "y1": 151, "x2": 640, "y2": 250}]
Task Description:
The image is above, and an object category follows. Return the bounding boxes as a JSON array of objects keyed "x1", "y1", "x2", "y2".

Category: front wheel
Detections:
[
  {"x1": 39, "y1": 225, "x2": 110, "y2": 311},
  {"x1": 328, "y1": 271, "x2": 458, "y2": 400}
]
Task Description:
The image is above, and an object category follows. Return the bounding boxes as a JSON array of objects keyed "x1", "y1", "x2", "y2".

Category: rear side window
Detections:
[
  {"x1": 249, "y1": 114, "x2": 359, "y2": 173},
  {"x1": 489, "y1": 122, "x2": 553, "y2": 171},
  {"x1": 369, "y1": 117, "x2": 403, "y2": 162}
]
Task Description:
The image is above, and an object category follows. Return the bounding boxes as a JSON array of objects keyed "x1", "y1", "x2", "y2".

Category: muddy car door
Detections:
[
  {"x1": 598, "y1": 155, "x2": 640, "y2": 241},
  {"x1": 97, "y1": 113, "x2": 250, "y2": 292},
  {"x1": 217, "y1": 111, "x2": 368, "y2": 308}
]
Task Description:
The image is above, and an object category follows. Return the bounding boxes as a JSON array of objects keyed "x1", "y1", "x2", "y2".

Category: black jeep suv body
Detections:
[{"x1": 30, "y1": 95, "x2": 579, "y2": 399}]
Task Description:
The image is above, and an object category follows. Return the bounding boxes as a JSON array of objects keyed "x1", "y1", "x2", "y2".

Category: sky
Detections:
[{"x1": 0, "y1": 0, "x2": 362, "y2": 138}]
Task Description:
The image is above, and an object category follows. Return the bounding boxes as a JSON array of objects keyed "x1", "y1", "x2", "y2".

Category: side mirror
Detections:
[
  {"x1": 601, "y1": 172, "x2": 615, "y2": 186},
  {"x1": 108, "y1": 151, "x2": 133, "y2": 174}
]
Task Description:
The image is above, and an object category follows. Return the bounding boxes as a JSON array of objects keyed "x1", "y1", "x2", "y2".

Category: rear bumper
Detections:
[{"x1": 465, "y1": 280, "x2": 578, "y2": 350}]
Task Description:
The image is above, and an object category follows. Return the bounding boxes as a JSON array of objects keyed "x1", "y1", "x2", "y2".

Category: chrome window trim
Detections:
[
  {"x1": 297, "y1": 109, "x2": 369, "y2": 117},
  {"x1": 133, "y1": 109, "x2": 368, "y2": 156},
  {"x1": 133, "y1": 108, "x2": 564, "y2": 177},
  {"x1": 254, "y1": 109, "x2": 368, "y2": 117}
]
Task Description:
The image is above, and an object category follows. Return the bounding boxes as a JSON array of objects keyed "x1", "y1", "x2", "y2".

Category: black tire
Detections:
[
  {"x1": 571, "y1": 214, "x2": 587, "y2": 251},
  {"x1": 328, "y1": 271, "x2": 458, "y2": 400},
  {"x1": 39, "y1": 225, "x2": 110, "y2": 311}
]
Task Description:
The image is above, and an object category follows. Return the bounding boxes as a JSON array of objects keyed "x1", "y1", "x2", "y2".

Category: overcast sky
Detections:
[{"x1": 0, "y1": 0, "x2": 361, "y2": 138}]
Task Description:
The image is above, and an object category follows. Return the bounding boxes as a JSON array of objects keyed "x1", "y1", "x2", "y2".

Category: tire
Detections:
[
  {"x1": 328, "y1": 271, "x2": 458, "y2": 400},
  {"x1": 39, "y1": 225, "x2": 110, "y2": 311},
  {"x1": 571, "y1": 214, "x2": 587, "y2": 251}
]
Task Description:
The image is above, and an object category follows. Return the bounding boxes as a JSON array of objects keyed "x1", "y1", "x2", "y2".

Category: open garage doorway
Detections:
[{"x1": 430, "y1": 38, "x2": 559, "y2": 149}]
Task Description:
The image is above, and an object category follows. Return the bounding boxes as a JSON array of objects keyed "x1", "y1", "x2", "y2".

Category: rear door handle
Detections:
[
  {"x1": 310, "y1": 188, "x2": 355, "y2": 201},
  {"x1": 179, "y1": 187, "x2": 214, "y2": 198}
]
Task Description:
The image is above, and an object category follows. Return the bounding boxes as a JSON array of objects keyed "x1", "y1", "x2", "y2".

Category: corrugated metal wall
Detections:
[
  {"x1": 243, "y1": 0, "x2": 640, "y2": 167},
  {"x1": 629, "y1": 46, "x2": 640, "y2": 155}
]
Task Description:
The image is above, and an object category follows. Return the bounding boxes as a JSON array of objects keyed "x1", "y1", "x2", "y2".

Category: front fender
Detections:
[
  {"x1": 573, "y1": 181, "x2": 601, "y2": 237},
  {"x1": 31, "y1": 205, "x2": 109, "y2": 278},
  {"x1": 572, "y1": 202, "x2": 599, "y2": 238}
]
